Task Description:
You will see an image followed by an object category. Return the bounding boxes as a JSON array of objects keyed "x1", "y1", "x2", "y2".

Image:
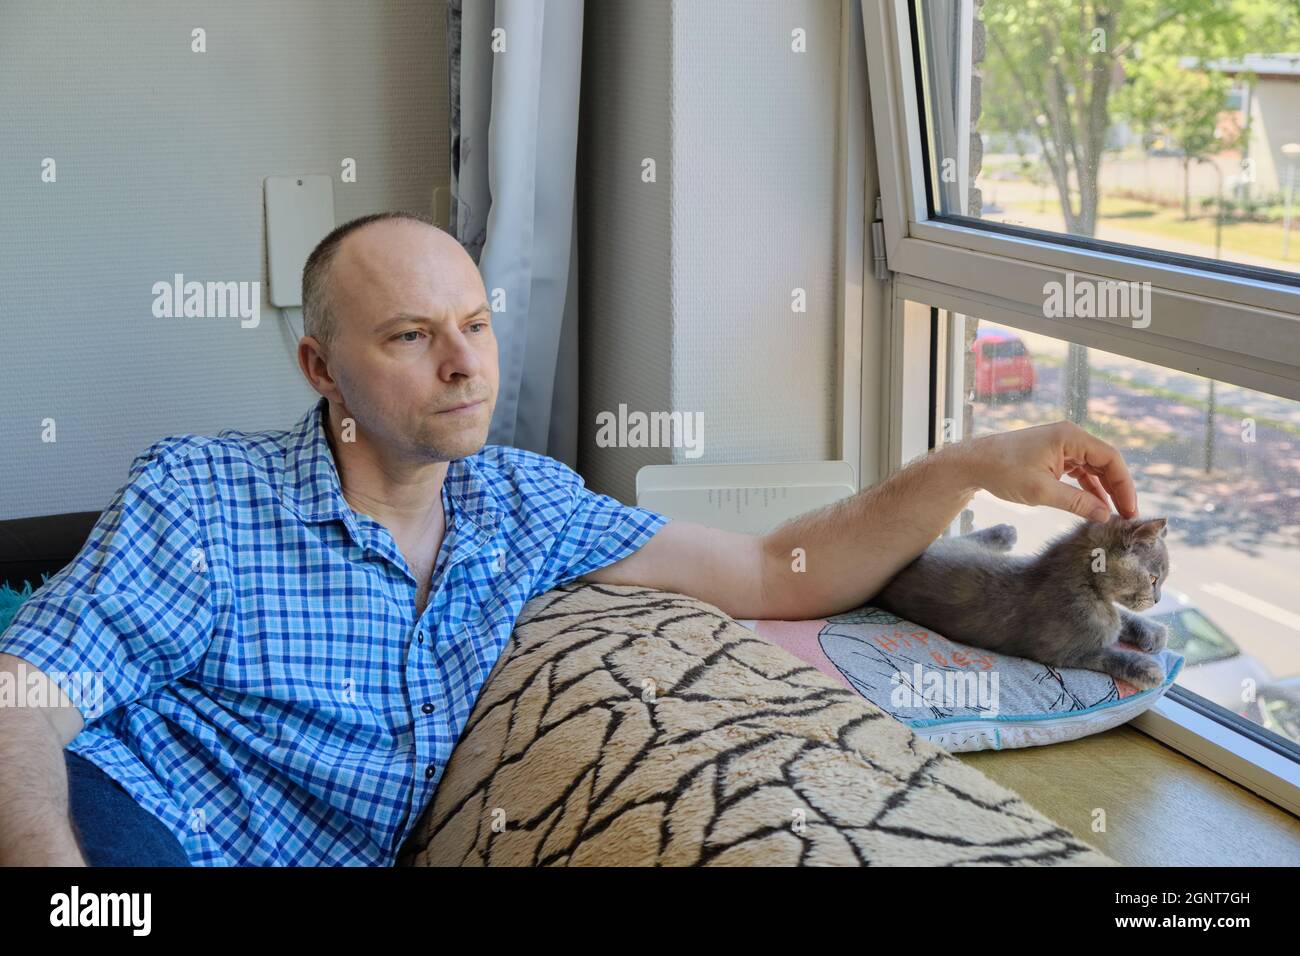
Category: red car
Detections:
[{"x1": 972, "y1": 329, "x2": 1036, "y2": 399}]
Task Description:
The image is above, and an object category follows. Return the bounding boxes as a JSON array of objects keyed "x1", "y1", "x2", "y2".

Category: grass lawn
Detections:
[{"x1": 1002, "y1": 193, "x2": 1299, "y2": 267}]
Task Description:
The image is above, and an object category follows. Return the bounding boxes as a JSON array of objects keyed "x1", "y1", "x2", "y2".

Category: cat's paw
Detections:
[
  {"x1": 1123, "y1": 655, "x2": 1167, "y2": 691},
  {"x1": 1134, "y1": 620, "x2": 1169, "y2": 653},
  {"x1": 967, "y1": 523, "x2": 1017, "y2": 551}
]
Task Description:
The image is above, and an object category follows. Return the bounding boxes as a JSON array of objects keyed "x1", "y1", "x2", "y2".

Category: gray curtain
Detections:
[{"x1": 447, "y1": 0, "x2": 585, "y2": 466}]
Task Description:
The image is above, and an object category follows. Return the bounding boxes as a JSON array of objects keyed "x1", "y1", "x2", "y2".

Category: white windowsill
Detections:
[{"x1": 1130, "y1": 691, "x2": 1300, "y2": 818}]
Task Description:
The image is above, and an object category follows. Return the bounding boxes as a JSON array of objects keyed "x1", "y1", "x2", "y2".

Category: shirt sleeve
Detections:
[
  {"x1": 0, "y1": 451, "x2": 217, "y2": 722},
  {"x1": 530, "y1": 462, "x2": 671, "y2": 599}
]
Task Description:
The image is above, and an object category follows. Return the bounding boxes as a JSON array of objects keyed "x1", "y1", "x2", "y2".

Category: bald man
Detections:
[{"x1": 0, "y1": 211, "x2": 1137, "y2": 867}]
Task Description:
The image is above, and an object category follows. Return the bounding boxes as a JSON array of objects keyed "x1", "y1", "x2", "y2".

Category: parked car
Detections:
[
  {"x1": 1237, "y1": 676, "x2": 1300, "y2": 747},
  {"x1": 1141, "y1": 588, "x2": 1274, "y2": 711},
  {"x1": 972, "y1": 328, "x2": 1036, "y2": 400},
  {"x1": 1144, "y1": 135, "x2": 1186, "y2": 157}
]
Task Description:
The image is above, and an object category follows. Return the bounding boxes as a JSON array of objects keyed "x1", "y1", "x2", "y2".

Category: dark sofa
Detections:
[{"x1": 0, "y1": 511, "x2": 102, "y2": 591}]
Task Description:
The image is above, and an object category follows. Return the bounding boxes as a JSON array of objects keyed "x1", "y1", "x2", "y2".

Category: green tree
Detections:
[
  {"x1": 1112, "y1": 58, "x2": 1242, "y2": 219},
  {"x1": 979, "y1": 0, "x2": 1298, "y2": 426},
  {"x1": 981, "y1": 0, "x2": 1262, "y2": 238}
]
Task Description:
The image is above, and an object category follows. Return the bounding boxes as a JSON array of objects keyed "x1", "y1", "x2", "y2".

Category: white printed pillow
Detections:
[{"x1": 736, "y1": 605, "x2": 1183, "y2": 753}]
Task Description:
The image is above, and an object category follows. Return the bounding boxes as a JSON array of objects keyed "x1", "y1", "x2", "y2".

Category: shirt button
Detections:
[
  {"x1": 425, "y1": 763, "x2": 437, "y2": 779},
  {"x1": 417, "y1": 630, "x2": 425, "y2": 643},
  {"x1": 421, "y1": 702, "x2": 435, "y2": 714}
]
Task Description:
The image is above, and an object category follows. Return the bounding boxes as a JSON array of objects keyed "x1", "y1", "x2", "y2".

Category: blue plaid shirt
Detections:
[{"x1": 0, "y1": 396, "x2": 670, "y2": 865}]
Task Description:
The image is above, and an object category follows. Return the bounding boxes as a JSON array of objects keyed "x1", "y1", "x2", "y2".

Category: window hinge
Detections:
[{"x1": 870, "y1": 196, "x2": 890, "y2": 281}]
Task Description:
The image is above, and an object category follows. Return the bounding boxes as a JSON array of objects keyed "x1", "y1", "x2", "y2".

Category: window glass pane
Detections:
[
  {"x1": 943, "y1": 314, "x2": 1300, "y2": 752},
  {"x1": 915, "y1": 0, "x2": 1300, "y2": 281},
  {"x1": 1169, "y1": 609, "x2": 1239, "y2": 666}
]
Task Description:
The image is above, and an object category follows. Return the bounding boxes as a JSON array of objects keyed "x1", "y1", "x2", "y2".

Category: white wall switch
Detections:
[{"x1": 264, "y1": 175, "x2": 336, "y2": 307}]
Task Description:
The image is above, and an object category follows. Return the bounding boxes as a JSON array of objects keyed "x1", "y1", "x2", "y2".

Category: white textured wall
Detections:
[
  {"x1": 579, "y1": 0, "x2": 843, "y2": 502},
  {"x1": 578, "y1": 0, "x2": 677, "y2": 501},
  {"x1": 0, "y1": 0, "x2": 446, "y2": 520},
  {"x1": 1251, "y1": 80, "x2": 1300, "y2": 194}
]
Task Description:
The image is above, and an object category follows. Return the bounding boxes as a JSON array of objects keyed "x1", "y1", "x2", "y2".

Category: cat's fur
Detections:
[{"x1": 871, "y1": 516, "x2": 1171, "y2": 689}]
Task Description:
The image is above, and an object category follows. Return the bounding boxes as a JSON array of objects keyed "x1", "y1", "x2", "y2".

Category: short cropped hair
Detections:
[{"x1": 300, "y1": 210, "x2": 442, "y2": 348}]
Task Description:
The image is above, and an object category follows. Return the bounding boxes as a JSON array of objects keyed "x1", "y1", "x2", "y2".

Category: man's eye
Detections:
[
  {"x1": 469, "y1": 321, "x2": 488, "y2": 333},
  {"x1": 395, "y1": 330, "x2": 425, "y2": 343}
]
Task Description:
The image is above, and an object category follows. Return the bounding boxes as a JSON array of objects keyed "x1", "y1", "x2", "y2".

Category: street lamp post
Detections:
[
  {"x1": 1282, "y1": 142, "x2": 1300, "y2": 260},
  {"x1": 1196, "y1": 156, "x2": 1226, "y2": 260}
]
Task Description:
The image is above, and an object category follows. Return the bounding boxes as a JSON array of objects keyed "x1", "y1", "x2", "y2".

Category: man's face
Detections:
[{"x1": 320, "y1": 220, "x2": 498, "y2": 463}]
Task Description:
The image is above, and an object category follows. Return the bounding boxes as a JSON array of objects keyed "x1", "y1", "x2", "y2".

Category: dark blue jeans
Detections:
[{"x1": 65, "y1": 750, "x2": 192, "y2": 866}]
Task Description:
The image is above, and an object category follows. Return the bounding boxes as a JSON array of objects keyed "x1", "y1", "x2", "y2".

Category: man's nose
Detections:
[{"x1": 438, "y1": 327, "x2": 484, "y2": 377}]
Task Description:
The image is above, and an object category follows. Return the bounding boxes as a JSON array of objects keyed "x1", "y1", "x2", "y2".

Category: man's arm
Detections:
[
  {"x1": 758, "y1": 439, "x2": 981, "y2": 619},
  {"x1": 580, "y1": 447, "x2": 972, "y2": 620},
  {"x1": 580, "y1": 519, "x2": 768, "y2": 619},
  {"x1": 0, "y1": 653, "x2": 88, "y2": 866},
  {"x1": 0, "y1": 449, "x2": 219, "y2": 866},
  {"x1": 583, "y1": 421, "x2": 1137, "y2": 621}
]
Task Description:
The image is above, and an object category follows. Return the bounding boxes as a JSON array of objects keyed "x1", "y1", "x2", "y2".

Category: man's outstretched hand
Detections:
[{"x1": 955, "y1": 420, "x2": 1139, "y2": 523}]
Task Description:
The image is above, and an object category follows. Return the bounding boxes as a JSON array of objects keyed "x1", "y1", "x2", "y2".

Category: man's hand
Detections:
[{"x1": 957, "y1": 420, "x2": 1137, "y2": 523}]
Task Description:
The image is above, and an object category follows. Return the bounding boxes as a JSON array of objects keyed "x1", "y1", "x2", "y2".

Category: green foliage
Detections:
[
  {"x1": 1113, "y1": 59, "x2": 1240, "y2": 161},
  {"x1": 977, "y1": 0, "x2": 1300, "y2": 235}
]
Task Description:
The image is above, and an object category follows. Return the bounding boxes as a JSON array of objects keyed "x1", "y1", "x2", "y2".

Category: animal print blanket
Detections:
[{"x1": 398, "y1": 583, "x2": 1117, "y2": 866}]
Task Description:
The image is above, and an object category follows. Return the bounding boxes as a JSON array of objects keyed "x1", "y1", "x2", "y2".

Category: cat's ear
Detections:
[{"x1": 1132, "y1": 517, "x2": 1167, "y2": 542}]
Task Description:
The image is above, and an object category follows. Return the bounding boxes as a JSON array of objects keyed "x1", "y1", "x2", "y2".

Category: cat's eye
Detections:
[{"x1": 1150, "y1": 575, "x2": 1158, "y2": 586}]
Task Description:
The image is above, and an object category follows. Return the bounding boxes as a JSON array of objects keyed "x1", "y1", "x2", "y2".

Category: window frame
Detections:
[
  {"x1": 860, "y1": 0, "x2": 1300, "y2": 813},
  {"x1": 1133, "y1": 692, "x2": 1300, "y2": 817},
  {"x1": 864, "y1": 0, "x2": 1300, "y2": 402}
]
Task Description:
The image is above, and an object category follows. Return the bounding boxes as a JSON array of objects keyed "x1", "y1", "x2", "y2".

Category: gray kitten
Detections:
[{"x1": 872, "y1": 516, "x2": 1171, "y2": 689}]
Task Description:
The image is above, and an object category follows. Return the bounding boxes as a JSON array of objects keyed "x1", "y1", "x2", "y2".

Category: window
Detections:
[
  {"x1": 979, "y1": 338, "x2": 1028, "y2": 360},
  {"x1": 915, "y1": 0, "x2": 1300, "y2": 285},
  {"x1": 1167, "y1": 609, "x2": 1242, "y2": 668},
  {"x1": 862, "y1": 0, "x2": 1300, "y2": 813},
  {"x1": 945, "y1": 317, "x2": 1300, "y2": 761}
]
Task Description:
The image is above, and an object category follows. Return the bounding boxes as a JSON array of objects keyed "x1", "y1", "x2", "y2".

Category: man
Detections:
[{"x1": 0, "y1": 212, "x2": 1136, "y2": 867}]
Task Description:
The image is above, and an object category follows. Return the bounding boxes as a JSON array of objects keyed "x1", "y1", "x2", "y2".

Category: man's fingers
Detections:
[
  {"x1": 1072, "y1": 469, "x2": 1110, "y2": 510},
  {"x1": 1059, "y1": 425, "x2": 1138, "y2": 518},
  {"x1": 1038, "y1": 475, "x2": 1111, "y2": 523}
]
